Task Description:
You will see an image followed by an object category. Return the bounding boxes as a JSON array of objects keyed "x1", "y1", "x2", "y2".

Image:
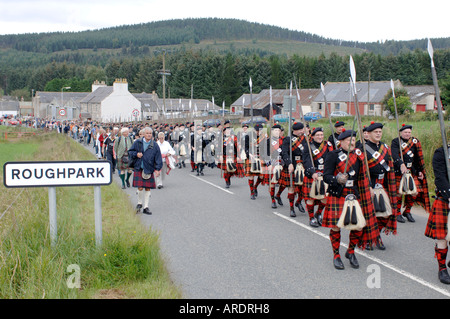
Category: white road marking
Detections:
[
  {"x1": 190, "y1": 174, "x2": 234, "y2": 195},
  {"x1": 273, "y1": 211, "x2": 450, "y2": 298}
]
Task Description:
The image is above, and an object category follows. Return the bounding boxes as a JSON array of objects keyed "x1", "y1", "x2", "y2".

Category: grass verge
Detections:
[{"x1": 0, "y1": 132, "x2": 182, "y2": 298}]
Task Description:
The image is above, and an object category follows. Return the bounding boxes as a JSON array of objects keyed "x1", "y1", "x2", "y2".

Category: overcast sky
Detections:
[{"x1": 1, "y1": 0, "x2": 449, "y2": 42}]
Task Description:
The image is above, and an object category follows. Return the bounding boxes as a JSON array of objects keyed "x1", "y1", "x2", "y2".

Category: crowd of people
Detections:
[{"x1": 22, "y1": 117, "x2": 450, "y2": 285}]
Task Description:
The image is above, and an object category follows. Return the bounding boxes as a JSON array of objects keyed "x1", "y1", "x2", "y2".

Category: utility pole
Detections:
[{"x1": 157, "y1": 50, "x2": 171, "y2": 118}]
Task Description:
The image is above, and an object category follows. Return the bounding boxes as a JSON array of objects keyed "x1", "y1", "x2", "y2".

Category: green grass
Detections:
[{"x1": 0, "y1": 133, "x2": 182, "y2": 298}]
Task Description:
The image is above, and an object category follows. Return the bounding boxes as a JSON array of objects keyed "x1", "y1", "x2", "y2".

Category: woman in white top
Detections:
[{"x1": 156, "y1": 132, "x2": 176, "y2": 188}]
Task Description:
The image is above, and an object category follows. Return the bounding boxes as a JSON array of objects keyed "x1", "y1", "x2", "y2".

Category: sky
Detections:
[{"x1": 0, "y1": 0, "x2": 449, "y2": 42}]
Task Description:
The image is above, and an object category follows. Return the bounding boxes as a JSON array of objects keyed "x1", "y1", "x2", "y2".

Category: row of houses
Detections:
[
  {"x1": 1, "y1": 79, "x2": 438, "y2": 121},
  {"x1": 233, "y1": 80, "x2": 438, "y2": 119}
]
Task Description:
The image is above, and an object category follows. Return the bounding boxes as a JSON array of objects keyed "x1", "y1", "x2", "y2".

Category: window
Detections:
[
  {"x1": 318, "y1": 103, "x2": 322, "y2": 110},
  {"x1": 335, "y1": 103, "x2": 340, "y2": 110},
  {"x1": 369, "y1": 104, "x2": 375, "y2": 111}
]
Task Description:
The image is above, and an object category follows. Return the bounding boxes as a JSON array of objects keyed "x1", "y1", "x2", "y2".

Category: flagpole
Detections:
[
  {"x1": 249, "y1": 77, "x2": 253, "y2": 125},
  {"x1": 428, "y1": 39, "x2": 450, "y2": 182}
]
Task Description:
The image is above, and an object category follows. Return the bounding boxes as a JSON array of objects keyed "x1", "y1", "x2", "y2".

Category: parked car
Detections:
[
  {"x1": 8, "y1": 119, "x2": 20, "y2": 126},
  {"x1": 303, "y1": 112, "x2": 323, "y2": 122},
  {"x1": 242, "y1": 116, "x2": 267, "y2": 125},
  {"x1": 203, "y1": 119, "x2": 222, "y2": 127},
  {"x1": 273, "y1": 114, "x2": 289, "y2": 123},
  {"x1": 330, "y1": 111, "x2": 350, "y2": 118}
]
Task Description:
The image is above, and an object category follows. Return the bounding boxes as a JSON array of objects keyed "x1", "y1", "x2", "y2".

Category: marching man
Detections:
[{"x1": 322, "y1": 129, "x2": 379, "y2": 270}]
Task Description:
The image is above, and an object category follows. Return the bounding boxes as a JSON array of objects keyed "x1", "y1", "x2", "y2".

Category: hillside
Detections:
[
  {"x1": 1, "y1": 18, "x2": 449, "y2": 56},
  {"x1": 0, "y1": 18, "x2": 449, "y2": 106}
]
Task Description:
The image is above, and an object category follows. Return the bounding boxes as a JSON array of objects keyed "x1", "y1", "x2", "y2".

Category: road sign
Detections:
[
  {"x1": 3, "y1": 160, "x2": 112, "y2": 247},
  {"x1": 3, "y1": 160, "x2": 112, "y2": 188},
  {"x1": 59, "y1": 108, "x2": 66, "y2": 116},
  {"x1": 132, "y1": 109, "x2": 140, "y2": 117}
]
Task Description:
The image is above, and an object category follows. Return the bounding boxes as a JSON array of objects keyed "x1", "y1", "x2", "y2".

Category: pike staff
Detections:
[
  {"x1": 428, "y1": 39, "x2": 450, "y2": 182},
  {"x1": 349, "y1": 56, "x2": 371, "y2": 182},
  {"x1": 294, "y1": 77, "x2": 314, "y2": 167},
  {"x1": 390, "y1": 79, "x2": 404, "y2": 163}
]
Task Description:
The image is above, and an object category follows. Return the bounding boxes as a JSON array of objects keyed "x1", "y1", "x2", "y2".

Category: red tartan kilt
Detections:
[
  {"x1": 132, "y1": 170, "x2": 156, "y2": 189},
  {"x1": 302, "y1": 176, "x2": 315, "y2": 201},
  {"x1": 217, "y1": 161, "x2": 245, "y2": 178},
  {"x1": 244, "y1": 158, "x2": 267, "y2": 177},
  {"x1": 322, "y1": 195, "x2": 346, "y2": 228},
  {"x1": 279, "y1": 167, "x2": 293, "y2": 187},
  {"x1": 425, "y1": 198, "x2": 448, "y2": 240}
]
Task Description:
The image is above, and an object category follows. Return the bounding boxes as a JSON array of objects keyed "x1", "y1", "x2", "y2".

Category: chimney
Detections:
[
  {"x1": 113, "y1": 78, "x2": 128, "y2": 93},
  {"x1": 92, "y1": 80, "x2": 106, "y2": 92}
]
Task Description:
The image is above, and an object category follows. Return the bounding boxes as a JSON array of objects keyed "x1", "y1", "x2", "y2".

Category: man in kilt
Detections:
[
  {"x1": 244, "y1": 123, "x2": 269, "y2": 200},
  {"x1": 328, "y1": 121, "x2": 345, "y2": 150},
  {"x1": 217, "y1": 126, "x2": 245, "y2": 188},
  {"x1": 362, "y1": 122, "x2": 398, "y2": 250},
  {"x1": 114, "y1": 127, "x2": 134, "y2": 189},
  {"x1": 281, "y1": 122, "x2": 310, "y2": 217},
  {"x1": 391, "y1": 124, "x2": 431, "y2": 223},
  {"x1": 128, "y1": 127, "x2": 162, "y2": 215},
  {"x1": 267, "y1": 124, "x2": 285, "y2": 209},
  {"x1": 425, "y1": 143, "x2": 450, "y2": 284},
  {"x1": 323, "y1": 129, "x2": 379, "y2": 270},
  {"x1": 302, "y1": 127, "x2": 333, "y2": 226}
]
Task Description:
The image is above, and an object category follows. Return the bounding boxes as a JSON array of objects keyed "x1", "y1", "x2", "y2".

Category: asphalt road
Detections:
[{"x1": 84, "y1": 143, "x2": 450, "y2": 299}]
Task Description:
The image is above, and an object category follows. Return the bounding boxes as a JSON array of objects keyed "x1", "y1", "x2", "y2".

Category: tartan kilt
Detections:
[
  {"x1": 279, "y1": 166, "x2": 294, "y2": 187},
  {"x1": 302, "y1": 175, "x2": 321, "y2": 201},
  {"x1": 425, "y1": 198, "x2": 448, "y2": 240},
  {"x1": 217, "y1": 161, "x2": 245, "y2": 178},
  {"x1": 323, "y1": 190, "x2": 379, "y2": 248},
  {"x1": 117, "y1": 156, "x2": 130, "y2": 171},
  {"x1": 395, "y1": 173, "x2": 431, "y2": 213},
  {"x1": 132, "y1": 170, "x2": 156, "y2": 189},
  {"x1": 395, "y1": 174, "x2": 425, "y2": 193}
]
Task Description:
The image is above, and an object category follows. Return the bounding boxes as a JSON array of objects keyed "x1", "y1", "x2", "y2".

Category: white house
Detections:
[{"x1": 80, "y1": 79, "x2": 141, "y2": 122}]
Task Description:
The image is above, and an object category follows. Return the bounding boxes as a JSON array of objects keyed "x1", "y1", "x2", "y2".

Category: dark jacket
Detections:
[
  {"x1": 128, "y1": 138, "x2": 163, "y2": 174},
  {"x1": 433, "y1": 145, "x2": 450, "y2": 201}
]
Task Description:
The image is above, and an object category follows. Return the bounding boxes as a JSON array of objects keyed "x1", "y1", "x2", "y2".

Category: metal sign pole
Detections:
[
  {"x1": 48, "y1": 186, "x2": 57, "y2": 247},
  {"x1": 94, "y1": 185, "x2": 102, "y2": 247}
]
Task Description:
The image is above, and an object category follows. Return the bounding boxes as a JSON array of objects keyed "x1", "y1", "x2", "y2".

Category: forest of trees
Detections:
[{"x1": 0, "y1": 18, "x2": 449, "y2": 106}]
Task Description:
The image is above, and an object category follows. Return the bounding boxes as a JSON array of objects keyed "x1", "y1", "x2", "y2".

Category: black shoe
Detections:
[
  {"x1": 196, "y1": 172, "x2": 200, "y2": 176},
  {"x1": 397, "y1": 215, "x2": 406, "y2": 223},
  {"x1": 275, "y1": 196, "x2": 283, "y2": 206},
  {"x1": 315, "y1": 213, "x2": 322, "y2": 225},
  {"x1": 136, "y1": 204, "x2": 142, "y2": 213},
  {"x1": 376, "y1": 236, "x2": 386, "y2": 250},
  {"x1": 309, "y1": 217, "x2": 319, "y2": 227},
  {"x1": 200, "y1": 171, "x2": 204, "y2": 176},
  {"x1": 250, "y1": 193, "x2": 256, "y2": 200},
  {"x1": 290, "y1": 209, "x2": 296, "y2": 218},
  {"x1": 254, "y1": 188, "x2": 258, "y2": 197},
  {"x1": 345, "y1": 251, "x2": 359, "y2": 269},
  {"x1": 142, "y1": 207, "x2": 152, "y2": 215},
  {"x1": 296, "y1": 202, "x2": 305, "y2": 213},
  {"x1": 403, "y1": 212, "x2": 415, "y2": 223},
  {"x1": 439, "y1": 269, "x2": 450, "y2": 284},
  {"x1": 126, "y1": 181, "x2": 130, "y2": 188},
  {"x1": 271, "y1": 201, "x2": 277, "y2": 209},
  {"x1": 225, "y1": 182, "x2": 230, "y2": 189},
  {"x1": 334, "y1": 257, "x2": 345, "y2": 270},
  {"x1": 157, "y1": 185, "x2": 163, "y2": 189},
  {"x1": 122, "y1": 184, "x2": 126, "y2": 189}
]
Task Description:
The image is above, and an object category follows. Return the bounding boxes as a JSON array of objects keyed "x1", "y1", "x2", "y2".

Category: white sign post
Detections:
[{"x1": 3, "y1": 161, "x2": 112, "y2": 247}]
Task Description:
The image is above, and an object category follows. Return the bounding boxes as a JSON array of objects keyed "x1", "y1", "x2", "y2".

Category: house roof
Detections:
[
  {"x1": 404, "y1": 85, "x2": 435, "y2": 104},
  {"x1": 313, "y1": 81, "x2": 398, "y2": 103},
  {"x1": 237, "y1": 89, "x2": 320, "y2": 109},
  {"x1": 133, "y1": 93, "x2": 220, "y2": 112},
  {"x1": 36, "y1": 92, "x2": 89, "y2": 104},
  {"x1": 0, "y1": 100, "x2": 19, "y2": 111},
  {"x1": 79, "y1": 87, "x2": 114, "y2": 104}
]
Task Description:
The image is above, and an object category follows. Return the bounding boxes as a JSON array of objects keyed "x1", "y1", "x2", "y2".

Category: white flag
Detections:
[{"x1": 427, "y1": 38, "x2": 435, "y2": 68}]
